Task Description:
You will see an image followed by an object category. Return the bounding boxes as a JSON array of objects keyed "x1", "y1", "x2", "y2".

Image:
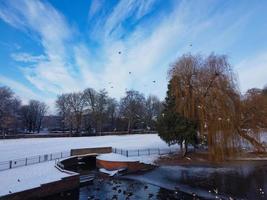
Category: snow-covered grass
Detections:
[
  {"x1": 0, "y1": 134, "x2": 175, "y2": 162},
  {"x1": 0, "y1": 134, "x2": 176, "y2": 197},
  {"x1": 0, "y1": 161, "x2": 77, "y2": 197}
]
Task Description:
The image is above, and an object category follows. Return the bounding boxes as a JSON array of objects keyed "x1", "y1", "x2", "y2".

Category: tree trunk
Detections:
[
  {"x1": 182, "y1": 140, "x2": 188, "y2": 157},
  {"x1": 127, "y1": 119, "x2": 131, "y2": 134},
  {"x1": 237, "y1": 128, "x2": 265, "y2": 152},
  {"x1": 180, "y1": 142, "x2": 183, "y2": 155}
]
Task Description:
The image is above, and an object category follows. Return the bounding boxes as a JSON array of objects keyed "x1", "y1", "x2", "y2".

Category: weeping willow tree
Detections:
[{"x1": 168, "y1": 53, "x2": 266, "y2": 161}]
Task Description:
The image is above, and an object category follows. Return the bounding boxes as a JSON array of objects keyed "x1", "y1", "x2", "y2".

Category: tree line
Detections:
[
  {"x1": 0, "y1": 86, "x2": 163, "y2": 135},
  {"x1": 55, "y1": 89, "x2": 162, "y2": 135},
  {"x1": 0, "y1": 86, "x2": 48, "y2": 135}
]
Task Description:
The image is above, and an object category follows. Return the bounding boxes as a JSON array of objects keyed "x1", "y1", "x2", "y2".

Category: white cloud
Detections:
[
  {"x1": 0, "y1": 0, "x2": 80, "y2": 95},
  {"x1": 0, "y1": 0, "x2": 264, "y2": 111}
]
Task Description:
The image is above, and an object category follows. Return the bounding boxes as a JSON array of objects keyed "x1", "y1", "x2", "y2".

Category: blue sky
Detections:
[{"x1": 0, "y1": 0, "x2": 267, "y2": 111}]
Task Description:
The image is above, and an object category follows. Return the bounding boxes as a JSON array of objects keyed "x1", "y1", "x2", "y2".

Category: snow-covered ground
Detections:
[
  {"x1": 0, "y1": 134, "x2": 175, "y2": 162},
  {"x1": 0, "y1": 161, "x2": 77, "y2": 197},
  {"x1": 0, "y1": 134, "x2": 174, "y2": 197}
]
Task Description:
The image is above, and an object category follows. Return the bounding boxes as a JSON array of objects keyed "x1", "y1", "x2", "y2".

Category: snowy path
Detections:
[{"x1": 0, "y1": 134, "x2": 175, "y2": 162}]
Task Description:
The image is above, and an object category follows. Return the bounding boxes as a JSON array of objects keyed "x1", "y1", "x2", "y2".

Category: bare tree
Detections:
[
  {"x1": 95, "y1": 89, "x2": 108, "y2": 134},
  {"x1": 106, "y1": 97, "x2": 118, "y2": 131},
  {"x1": 0, "y1": 86, "x2": 21, "y2": 136},
  {"x1": 145, "y1": 95, "x2": 163, "y2": 130},
  {"x1": 56, "y1": 94, "x2": 71, "y2": 131},
  {"x1": 20, "y1": 100, "x2": 48, "y2": 133},
  {"x1": 83, "y1": 88, "x2": 98, "y2": 133},
  {"x1": 67, "y1": 92, "x2": 85, "y2": 134},
  {"x1": 120, "y1": 90, "x2": 146, "y2": 133}
]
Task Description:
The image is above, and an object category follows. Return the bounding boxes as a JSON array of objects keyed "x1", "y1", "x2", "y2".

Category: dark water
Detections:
[
  {"x1": 42, "y1": 161, "x2": 267, "y2": 200},
  {"x1": 79, "y1": 176, "x2": 197, "y2": 200},
  {"x1": 124, "y1": 161, "x2": 267, "y2": 200}
]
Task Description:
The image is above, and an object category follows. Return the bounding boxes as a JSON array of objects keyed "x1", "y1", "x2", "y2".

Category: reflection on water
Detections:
[
  {"x1": 125, "y1": 161, "x2": 267, "y2": 199},
  {"x1": 41, "y1": 161, "x2": 267, "y2": 200},
  {"x1": 79, "y1": 176, "x2": 196, "y2": 200}
]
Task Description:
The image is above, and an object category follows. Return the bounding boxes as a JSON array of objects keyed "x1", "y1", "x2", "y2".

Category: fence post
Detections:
[
  {"x1": 39, "y1": 155, "x2": 41, "y2": 163},
  {"x1": 50, "y1": 154, "x2": 52, "y2": 160},
  {"x1": 61, "y1": 152, "x2": 63, "y2": 158},
  {"x1": 138, "y1": 149, "x2": 139, "y2": 156},
  {"x1": 25, "y1": 158, "x2": 28, "y2": 166},
  {"x1": 148, "y1": 149, "x2": 150, "y2": 155},
  {"x1": 126, "y1": 150, "x2": 128, "y2": 157},
  {"x1": 9, "y1": 161, "x2": 12, "y2": 169},
  {"x1": 121, "y1": 149, "x2": 122, "y2": 155}
]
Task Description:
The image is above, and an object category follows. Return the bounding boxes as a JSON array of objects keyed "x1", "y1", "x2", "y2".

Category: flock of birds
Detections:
[
  {"x1": 103, "y1": 50, "x2": 157, "y2": 91},
  {"x1": 111, "y1": 43, "x2": 194, "y2": 91}
]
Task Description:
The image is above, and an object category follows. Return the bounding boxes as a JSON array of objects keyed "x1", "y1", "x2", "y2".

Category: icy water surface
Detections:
[
  {"x1": 42, "y1": 161, "x2": 267, "y2": 200},
  {"x1": 125, "y1": 161, "x2": 267, "y2": 199},
  {"x1": 79, "y1": 176, "x2": 197, "y2": 200}
]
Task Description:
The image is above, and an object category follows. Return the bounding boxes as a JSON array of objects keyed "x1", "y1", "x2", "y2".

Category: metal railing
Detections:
[
  {"x1": 0, "y1": 151, "x2": 70, "y2": 171},
  {"x1": 112, "y1": 147, "x2": 179, "y2": 157}
]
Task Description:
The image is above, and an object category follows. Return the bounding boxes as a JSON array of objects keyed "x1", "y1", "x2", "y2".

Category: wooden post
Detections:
[
  {"x1": 9, "y1": 161, "x2": 12, "y2": 169},
  {"x1": 138, "y1": 149, "x2": 139, "y2": 156},
  {"x1": 39, "y1": 155, "x2": 41, "y2": 163},
  {"x1": 50, "y1": 154, "x2": 52, "y2": 160},
  {"x1": 61, "y1": 152, "x2": 63, "y2": 158},
  {"x1": 25, "y1": 158, "x2": 28, "y2": 166},
  {"x1": 126, "y1": 150, "x2": 128, "y2": 157},
  {"x1": 148, "y1": 149, "x2": 150, "y2": 155}
]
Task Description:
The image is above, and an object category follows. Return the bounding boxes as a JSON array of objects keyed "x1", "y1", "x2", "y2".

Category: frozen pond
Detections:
[
  {"x1": 125, "y1": 161, "x2": 267, "y2": 199},
  {"x1": 40, "y1": 161, "x2": 267, "y2": 200}
]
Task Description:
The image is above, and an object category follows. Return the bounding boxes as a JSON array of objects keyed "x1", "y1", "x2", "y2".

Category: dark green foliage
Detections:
[{"x1": 157, "y1": 82, "x2": 197, "y2": 152}]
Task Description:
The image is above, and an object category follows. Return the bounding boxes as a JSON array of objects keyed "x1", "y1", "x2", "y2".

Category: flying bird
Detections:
[
  {"x1": 118, "y1": 51, "x2": 121, "y2": 54},
  {"x1": 129, "y1": 71, "x2": 131, "y2": 74}
]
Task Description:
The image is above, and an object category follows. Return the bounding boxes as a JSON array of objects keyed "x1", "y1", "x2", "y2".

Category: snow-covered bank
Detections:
[
  {"x1": 0, "y1": 134, "x2": 175, "y2": 162},
  {"x1": 0, "y1": 161, "x2": 77, "y2": 197},
  {"x1": 97, "y1": 153, "x2": 160, "y2": 164}
]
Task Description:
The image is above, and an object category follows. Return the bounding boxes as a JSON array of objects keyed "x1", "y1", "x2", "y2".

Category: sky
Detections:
[{"x1": 0, "y1": 0, "x2": 266, "y2": 112}]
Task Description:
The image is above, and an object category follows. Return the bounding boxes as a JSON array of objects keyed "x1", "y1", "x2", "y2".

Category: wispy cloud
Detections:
[
  {"x1": 11, "y1": 52, "x2": 46, "y2": 63},
  {"x1": 0, "y1": 0, "x2": 265, "y2": 110},
  {"x1": 88, "y1": 0, "x2": 103, "y2": 19},
  {"x1": 0, "y1": 75, "x2": 38, "y2": 103},
  {"x1": 0, "y1": 0, "x2": 80, "y2": 95}
]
